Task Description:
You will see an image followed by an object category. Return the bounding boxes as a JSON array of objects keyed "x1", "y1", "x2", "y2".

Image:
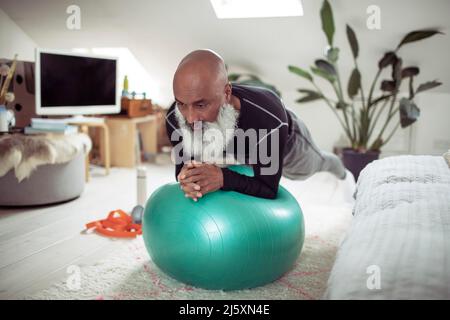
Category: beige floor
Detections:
[{"x1": 0, "y1": 163, "x2": 175, "y2": 299}]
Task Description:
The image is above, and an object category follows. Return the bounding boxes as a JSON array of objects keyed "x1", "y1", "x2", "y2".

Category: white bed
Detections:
[{"x1": 324, "y1": 155, "x2": 450, "y2": 299}]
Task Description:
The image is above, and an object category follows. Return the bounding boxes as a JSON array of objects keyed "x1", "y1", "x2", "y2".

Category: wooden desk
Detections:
[
  {"x1": 69, "y1": 122, "x2": 110, "y2": 182},
  {"x1": 105, "y1": 115, "x2": 158, "y2": 168}
]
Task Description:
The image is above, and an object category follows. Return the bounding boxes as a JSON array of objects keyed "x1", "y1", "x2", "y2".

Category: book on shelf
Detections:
[
  {"x1": 29, "y1": 118, "x2": 81, "y2": 134},
  {"x1": 31, "y1": 123, "x2": 70, "y2": 130},
  {"x1": 24, "y1": 125, "x2": 79, "y2": 135},
  {"x1": 31, "y1": 118, "x2": 70, "y2": 130},
  {"x1": 31, "y1": 117, "x2": 105, "y2": 125}
]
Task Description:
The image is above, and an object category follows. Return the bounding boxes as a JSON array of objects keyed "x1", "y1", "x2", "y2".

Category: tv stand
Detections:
[{"x1": 66, "y1": 118, "x2": 110, "y2": 181}]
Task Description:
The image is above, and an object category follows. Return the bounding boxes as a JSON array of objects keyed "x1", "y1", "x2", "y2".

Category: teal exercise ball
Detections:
[{"x1": 142, "y1": 165, "x2": 305, "y2": 290}]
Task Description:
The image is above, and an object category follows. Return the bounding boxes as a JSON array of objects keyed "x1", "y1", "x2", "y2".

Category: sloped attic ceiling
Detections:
[{"x1": 1, "y1": 0, "x2": 449, "y2": 105}]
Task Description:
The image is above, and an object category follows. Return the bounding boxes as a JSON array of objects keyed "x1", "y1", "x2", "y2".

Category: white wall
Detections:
[
  {"x1": 413, "y1": 92, "x2": 450, "y2": 155},
  {"x1": 0, "y1": 8, "x2": 36, "y2": 61}
]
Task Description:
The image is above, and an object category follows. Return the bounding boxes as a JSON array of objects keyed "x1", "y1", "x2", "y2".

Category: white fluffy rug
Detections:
[{"x1": 26, "y1": 172, "x2": 355, "y2": 300}]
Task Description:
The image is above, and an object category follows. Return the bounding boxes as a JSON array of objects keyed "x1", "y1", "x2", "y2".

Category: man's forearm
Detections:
[
  {"x1": 175, "y1": 162, "x2": 183, "y2": 181},
  {"x1": 221, "y1": 168, "x2": 278, "y2": 199}
]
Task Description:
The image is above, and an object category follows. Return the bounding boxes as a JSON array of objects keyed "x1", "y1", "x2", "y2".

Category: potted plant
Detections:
[{"x1": 288, "y1": 0, "x2": 443, "y2": 179}]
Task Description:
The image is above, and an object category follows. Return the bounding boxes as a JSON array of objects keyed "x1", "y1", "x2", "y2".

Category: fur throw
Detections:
[{"x1": 0, "y1": 133, "x2": 92, "y2": 182}]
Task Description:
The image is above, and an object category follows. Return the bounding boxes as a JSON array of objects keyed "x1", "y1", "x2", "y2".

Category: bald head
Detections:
[
  {"x1": 173, "y1": 49, "x2": 228, "y2": 95},
  {"x1": 173, "y1": 49, "x2": 232, "y2": 124}
]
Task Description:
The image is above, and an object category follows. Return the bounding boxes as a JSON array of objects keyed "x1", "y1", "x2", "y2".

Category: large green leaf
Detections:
[
  {"x1": 320, "y1": 0, "x2": 335, "y2": 46},
  {"x1": 399, "y1": 97, "x2": 420, "y2": 128},
  {"x1": 229, "y1": 73, "x2": 261, "y2": 81},
  {"x1": 297, "y1": 89, "x2": 321, "y2": 94},
  {"x1": 326, "y1": 47, "x2": 339, "y2": 63},
  {"x1": 378, "y1": 52, "x2": 397, "y2": 69},
  {"x1": 288, "y1": 65, "x2": 313, "y2": 82},
  {"x1": 249, "y1": 74, "x2": 261, "y2": 81},
  {"x1": 347, "y1": 68, "x2": 361, "y2": 99},
  {"x1": 401, "y1": 67, "x2": 420, "y2": 78},
  {"x1": 415, "y1": 80, "x2": 442, "y2": 94},
  {"x1": 397, "y1": 29, "x2": 443, "y2": 49},
  {"x1": 311, "y1": 66, "x2": 336, "y2": 83},
  {"x1": 296, "y1": 90, "x2": 323, "y2": 103},
  {"x1": 346, "y1": 24, "x2": 359, "y2": 59},
  {"x1": 392, "y1": 57, "x2": 403, "y2": 85},
  {"x1": 315, "y1": 59, "x2": 336, "y2": 76},
  {"x1": 369, "y1": 94, "x2": 393, "y2": 107},
  {"x1": 228, "y1": 73, "x2": 241, "y2": 82},
  {"x1": 380, "y1": 80, "x2": 396, "y2": 92},
  {"x1": 336, "y1": 101, "x2": 349, "y2": 109}
]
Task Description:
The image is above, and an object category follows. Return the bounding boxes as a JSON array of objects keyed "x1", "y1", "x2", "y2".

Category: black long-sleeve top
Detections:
[{"x1": 165, "y1": 84, "x2": 294, "y2": 199}]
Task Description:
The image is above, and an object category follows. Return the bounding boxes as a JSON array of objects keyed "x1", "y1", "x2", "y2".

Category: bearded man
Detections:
[{"x1": 166, "y1": 49, "x2": 349, "y2": 201}]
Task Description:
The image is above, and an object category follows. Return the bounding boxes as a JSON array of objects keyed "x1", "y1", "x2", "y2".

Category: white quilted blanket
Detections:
[{"x1": 324, "y1": 155, "x2": 450, "y2": 299}]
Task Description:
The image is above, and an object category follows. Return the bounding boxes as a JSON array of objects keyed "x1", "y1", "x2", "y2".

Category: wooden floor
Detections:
[{"x1": 0, "y1": 163, "x2": 174, "y2": 299}]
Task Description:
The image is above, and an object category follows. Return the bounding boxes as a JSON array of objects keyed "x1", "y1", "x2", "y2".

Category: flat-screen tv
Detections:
[{"x1": 35, "y1": 49, "x2": 120, "y2": 116}]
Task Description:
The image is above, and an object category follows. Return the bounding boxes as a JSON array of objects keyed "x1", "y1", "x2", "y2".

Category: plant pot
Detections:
[{"x1": 342, "y1": 148, "x2": 380, "y2": 181}]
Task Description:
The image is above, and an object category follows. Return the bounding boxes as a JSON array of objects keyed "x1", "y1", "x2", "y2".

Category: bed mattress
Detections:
[{"x1": 324, "y1": 155, "x2": 450, "y2": 299}]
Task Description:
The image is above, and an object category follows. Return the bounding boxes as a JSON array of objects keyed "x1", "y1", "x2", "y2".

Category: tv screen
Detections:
[{"x1": 37, "y1": 51, "x2": 117, "y2": 111}]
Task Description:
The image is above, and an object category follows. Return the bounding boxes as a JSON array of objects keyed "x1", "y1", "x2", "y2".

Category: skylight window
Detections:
[{"x1": 210, "y1": 0, "x2": 303, "y2": 19}]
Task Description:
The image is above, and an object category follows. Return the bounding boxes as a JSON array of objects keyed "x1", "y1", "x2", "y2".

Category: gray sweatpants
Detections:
[{"x1": 282, "y1": 109, "x2": 346, "y2": 180}]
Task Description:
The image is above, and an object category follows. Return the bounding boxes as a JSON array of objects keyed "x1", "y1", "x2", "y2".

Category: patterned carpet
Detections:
[{"x1": 26, "y1": 172, "x2": 354, "y2": 300}]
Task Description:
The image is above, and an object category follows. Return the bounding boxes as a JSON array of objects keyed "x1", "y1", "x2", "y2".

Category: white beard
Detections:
[{"x1": 174, "y1": 103, "x2": 240, "y2": 167}]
